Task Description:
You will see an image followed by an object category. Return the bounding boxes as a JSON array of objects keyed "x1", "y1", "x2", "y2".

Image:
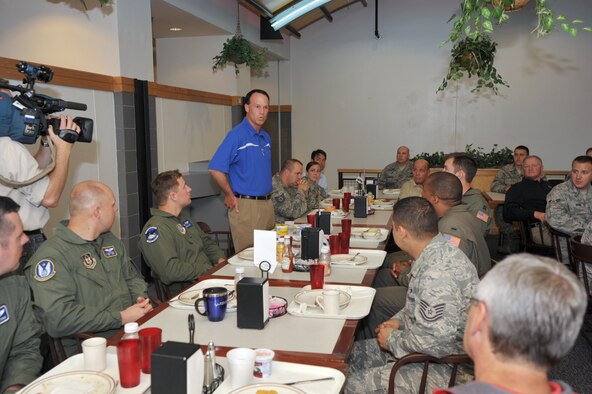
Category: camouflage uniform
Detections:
[
  {"x1": 377, "y1": 161, "x2": 413, "y2": 190},
  {"x1": 547, "y1": 181, "x2": 592, "y2": 236},
  {"x1": 303, "y1": 175, "x2": 328, "y2": 211},
  {"x1": 398, "y1": 179, "x2": 423, "y2": 200},
  {"x1": 346, "y1": 234, "x2": 478, "y2": 394},
  {"x1": 491, "y1": 164, "x2": 523, "y2": 252},
  {"x1": 271, "y1": 174, "x2": 309, "y2": 223},
  {"x1": 462, "y1": 188, "x2": 492, "y2": 236},
  {"x1": 582, "y1": 220, "x2": 592, "y2": 245}
]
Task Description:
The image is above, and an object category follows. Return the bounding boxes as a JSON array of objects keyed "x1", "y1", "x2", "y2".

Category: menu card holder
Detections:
[
  {"x1": 151, "y1": 341, "x2": 203, "y2": 394},
  {"x1": 237, "y1": 277, "x2": 269, "y2": 329},
  {"x1": 354, "y1": 196, "x2": 368, "y2": 218}
]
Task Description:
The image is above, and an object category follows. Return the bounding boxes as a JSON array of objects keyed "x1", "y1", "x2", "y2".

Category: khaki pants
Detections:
[
  {"x1": 229, "y1": 199, "x2": 275, "y2": 252},
  {"x1": 530, "y1": 222, "x2": 552, "y2": 246}
]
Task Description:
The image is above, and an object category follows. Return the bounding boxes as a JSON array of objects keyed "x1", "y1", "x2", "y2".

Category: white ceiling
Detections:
[{"x1": 151, "y1": 0, "x2": 228, "y2": 38}]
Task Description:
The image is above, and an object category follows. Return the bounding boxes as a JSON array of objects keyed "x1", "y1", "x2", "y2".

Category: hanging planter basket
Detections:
[{"x1": 492, "y1": 0, "x2": 531, "y2": 11}]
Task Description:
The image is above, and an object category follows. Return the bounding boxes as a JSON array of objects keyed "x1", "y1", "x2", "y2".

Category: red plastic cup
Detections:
[
  {"x1": 341, "y1": 219, "x2": 352, "y2": 234},
  {"x1": 332, "y1": 198, "x2": 341, "y2": 210},
  {"x1": 343, "y1": 192, "x2": 352, "y2": 200},
  {"x1": 307, "y1": 213, "x2": 317, "y2": 227},
  {"x1": 329, "y1": 234, "x2": 341, "y2": 254},
  {"x1": 310, "y1": 264, "x2": 324, "y2": 290},
  {"x1": 139, "y1": 327, "x2": 162, "y2": 374},
  {"x1": 342, "y1": 197, "x2": 350, "y2": 213},
  {"x1": 339, "y1": 232, "x2": 350, "y2": 254},
  {"x1": 117, "y1": 339, "x2": 141, "y2": 388}
]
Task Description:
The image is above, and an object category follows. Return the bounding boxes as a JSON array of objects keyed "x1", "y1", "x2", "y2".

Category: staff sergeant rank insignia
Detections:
[
  {"x1": 34, "y1": 259, "x2": 56, "y2": 282},
  {"x1": 176, "y1": 224, "x2": 186, "y2": 234},
  {"x1": 81, "y1": 253, "x2": 97, "y2": 269},
  {"x1": 102, "y1": 246, "x2": 117, "y2": 258},
  {"x1": 419, "y1": 299, "x2": 445, "y2": 322},
  {"x1": 145, "y1": 226, "x2": 159, "y2": 243}
]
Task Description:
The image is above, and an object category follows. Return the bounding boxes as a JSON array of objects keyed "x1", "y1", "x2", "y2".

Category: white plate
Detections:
[
  {"x1": 21, "y1": 371, "x2": 116, "y2": 394},
  {"x1": 382, "y1": 189, "x2": 401, "y2": 195},
  {"x1": 293, "y1": 289, "x2": 351, "y2": 309},
  {"x1": 330, "y1": 254, "x2": 368, "y2": 266},
  {"x1": 178, "y1": 287, "x2": 237, "y2": 312},
  {"x1": 229, "y1": 383, "x2": 306, "y2": 394},
  {"x1": 237, "y1": 247, "x2": 254, "y2": 260}
]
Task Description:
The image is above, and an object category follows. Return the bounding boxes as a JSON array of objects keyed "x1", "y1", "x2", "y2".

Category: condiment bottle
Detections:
[
  {"x1": 276, "y1": 236, "x2": 284, "y2": 263},
  {"x1": 319, "y1": 246, "x2": 331, "y2": 276},
  {"x1": 234, "y1": 266, "x2": 244, "y2": 295},
  {"x1": 281, "y1": 237, "x2": 294, "y2": 273},
  {"x1": 122, "y1": 322, "x2": 140, "y2": 340}
]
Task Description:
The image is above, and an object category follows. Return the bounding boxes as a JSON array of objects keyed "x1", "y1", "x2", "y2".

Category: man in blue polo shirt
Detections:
[{"x1": 209, "y1": 89, "x2": 275, "y2": 252}]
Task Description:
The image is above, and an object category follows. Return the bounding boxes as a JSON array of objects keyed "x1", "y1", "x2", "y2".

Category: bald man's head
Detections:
[
  {"x1": 423, "y1": 172, "x2": 463, "y2": 207},
  {"x1": 412, "y1": 159, "x2": 429, "y2": 185},
  {"x1": 69, "y1": 181, "x2": 113, "y2": 217},
  {"x1": 396, "y1": 146, "x2": 410, "y2": 164}
]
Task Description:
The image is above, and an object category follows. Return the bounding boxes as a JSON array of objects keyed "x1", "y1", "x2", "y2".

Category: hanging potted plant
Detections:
[
  {"x1": 212, "y1": 0, "x2": 268, "y2": 75},
  {"x1": 439, "y1": 0, "x2": 592, "y2": 94}
]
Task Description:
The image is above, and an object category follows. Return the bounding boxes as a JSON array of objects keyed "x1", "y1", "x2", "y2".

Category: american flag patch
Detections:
[
  {"x1": 443, "y1": 234, "x2": 461, "y2": 248},
  {"x1": 476, "y1": 210, "x2": 489, "y2": 223}
]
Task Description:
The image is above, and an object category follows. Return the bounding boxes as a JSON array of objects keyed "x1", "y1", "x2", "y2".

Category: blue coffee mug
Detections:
[{"x1": 195, "y1": 287, "x2": 228, "y2": 322}]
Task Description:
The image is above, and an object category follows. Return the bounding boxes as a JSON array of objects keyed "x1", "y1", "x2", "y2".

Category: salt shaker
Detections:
[
  {"x1": 207, "y1": 340, "x2": 218, "y2": 380},
  {"x1": 203, "y1": 350, "x2": 214, "y2": 389}
]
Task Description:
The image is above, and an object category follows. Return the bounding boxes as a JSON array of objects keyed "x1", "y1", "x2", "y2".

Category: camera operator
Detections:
[{"x1": 0, "y1": 84, "x2": 80, "y2": 268}]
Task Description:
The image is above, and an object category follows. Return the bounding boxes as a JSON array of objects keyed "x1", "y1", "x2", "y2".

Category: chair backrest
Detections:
[
  {"x1": 569, "y1": 235, "x2": 592, "y2": 295},
  {"x1": 197, "y1": 221, "x2": 235, "y2": 257},
  {"x1": 388, "y1": 352, "x2": 472, "y2": 394},
  {"x1": 48, "y1": 332, "x2": 93, "y2": 365},
  {"x1": 517, "y1": 221, "x2": 554, "y2": 255},
  {"x1": 150, "y1": 269, "x2": 172, "y2": 303},
  {"x1": 549, "y1": 226, "x2": 577, "y2": 273}
]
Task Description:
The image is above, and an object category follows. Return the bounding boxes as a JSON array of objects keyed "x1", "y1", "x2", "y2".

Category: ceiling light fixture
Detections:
[
  {"x1": 269, "y1": 0, "x2": 331, "y2": 30},
  {"x1": 169, "y1": 27, "x2": 183, "y2": 32}
]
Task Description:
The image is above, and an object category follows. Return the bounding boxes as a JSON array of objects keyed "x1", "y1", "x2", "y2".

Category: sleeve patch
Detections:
[
  {"x1": 145, "y1": 226, "x2": 159, "y2": 243},
  {"x1": 34, "y1": 259, "x2": 56, "y2": 282},
  {"x1": 443, "y1": 234, "x2": 462, "y2": 248},
  {"x1": 419, "y1": 299, "x2": 445, "y2": 322},
  {"x1": 476, "y1": 210, "x2": 490, "y2": 223},
  {"x1": 0, "y1": 305, "x2": 9, "y2": 326}
]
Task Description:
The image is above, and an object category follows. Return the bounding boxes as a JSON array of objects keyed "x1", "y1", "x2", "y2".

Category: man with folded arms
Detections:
[
  {"x1": 271, "y1": 159, "x2": 310, "y2": 223},
  {"x1": 377, "y1": 146, "x2": 413, "y2": 190},
  {"x1": 365, "y1": 172, "x2": 489, "y2": 338},
  {"x1": 435, "y1": 254, "x2": 586, "y2": 394},
  {"x1": 503, "y1": 155, "x2": 553, "y2": 246},
  {"x1": 139, "y1": 170, "x2": 225, "y2": 290},
  {"x1": 490, "y1": 145, "x2": 529, "y2": 253},
  {"x1": 209, "y1": 89, "x2": 275, "y2": 252},
  {"x1": 345, "y1": 197, "x2": 478, "y2": 393},
  {"x1": 25, "y1": 181, "x2": 152, "y2": 356},
  {"x1": 0, "y1": 197, "x2": 42, "y2": 393},
  {"x1": 398, "y1": 159, "x2": 429, "y2": 199}
]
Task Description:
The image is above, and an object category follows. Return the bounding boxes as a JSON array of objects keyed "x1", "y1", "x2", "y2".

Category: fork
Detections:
[
  {"x1": 349, "y1": 252, "x2": 361, "y2": 261},
  {"x1": 188, "y1": 314, "x2": 195, "y2": 344}
]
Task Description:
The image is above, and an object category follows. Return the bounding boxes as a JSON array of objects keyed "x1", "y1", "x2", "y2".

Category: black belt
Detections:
[
  {"x1": 234, "y1": 193, "x2": 271, "y2": 201},
  {"x1": 25, "y1": 229, "x2": 43, "y2": 235}
]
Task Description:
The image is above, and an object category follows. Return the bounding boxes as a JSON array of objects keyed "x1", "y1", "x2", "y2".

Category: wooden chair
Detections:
[
  {"x1": 388, "y1": 352, "x2": 472, "y2": 394},
  {"x1": 48, "y1": 332, "x2": 94, "y2": 365},
  {"x1": 569, "y1": 235, "x2": 592, "y2": 295},
  {"x1": 517, "y1": 221, "x2": 554, "y2": 256},
  {"x1": 150, "y1": 269, "x2": 173, "y2": 303},
  {"x1": 549, "y1": 226, "x2": 576, "y2": 273},
  {"x1": 197, "y1": 221, "x2": 235, "y2": 257}
]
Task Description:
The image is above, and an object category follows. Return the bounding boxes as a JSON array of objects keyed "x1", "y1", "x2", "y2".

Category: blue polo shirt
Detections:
[{"x1": 209, "y1": 117, "x2": 272, "y2": 196}]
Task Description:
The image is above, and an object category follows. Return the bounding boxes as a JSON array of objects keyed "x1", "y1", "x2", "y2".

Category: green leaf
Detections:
[
  {"x1": 572, "y1": 19, "x2": 584, "y2": 24},
  {"x1": 483, "y1": 20, "x2": 493, "y2": 32},
  {"x1": 569, "y1": 27, "x2": 577, "y2": 37},
  {"x1": 556, "y1": 15, "x2": 566, "y2": 21},
  {"x1": 561, "y1": 23, "x2": 570, "y2": 32},
  {"x1": 492, "y1": 7, "x2": 503, "y2": 20},
  {"x1": 447, "y1": 13, "x2": 457, "y2": 23},
  {"x1": 583, "y1": 27, "x2": 592, "y2": 32},
  {"x1": 481, "y1": 8, "x2": 491, "y2": 19}
]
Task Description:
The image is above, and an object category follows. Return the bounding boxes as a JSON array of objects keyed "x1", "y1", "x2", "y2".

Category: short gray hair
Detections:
[{"x1": 476, "y1": 254, "x2": 586, "y2": 369}]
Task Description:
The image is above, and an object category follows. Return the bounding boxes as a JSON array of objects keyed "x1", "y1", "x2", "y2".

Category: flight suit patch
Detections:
[
  {"x1": 443, "y1": 234, "x2": 461, "y2": 248},
  {"x1": 81, "y1": 253, "x2": 97, "y2": 269},
  {"x1": 0, "y1": 305, "x2": 9, "y2": 326},
  {"x1": 476, "y1": 210, "x2": 490, "y2": 223},
  {"x1": 34, "y1": 260, "x2": 56, "y2": 282},
  {"x1": 145, "y1": 226, "x2": 159, "y2": 243},
  {"x1": 183, "y1": 220, "x2": 192, "y2": 228},
  {"x1": 176, "y1": 224, "x2": 186, "y2": 234},
  {"x1": 102, "y1": 246, "x2": 117, "y2": 258}
]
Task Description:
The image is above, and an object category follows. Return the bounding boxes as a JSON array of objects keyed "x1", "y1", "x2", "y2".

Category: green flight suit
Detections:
[
  {"x1": 462, "y1": 188, "x2": 492, "y2": 236},
  {"x1": 0, "y1": 274, "x2": 42, "y2": 392},
  {"x1": 24, "y1": 221, "x2": 147, "y2": 355},
  {"x1": 138, "y1": 209, "x2": 225, "y2": 286}
]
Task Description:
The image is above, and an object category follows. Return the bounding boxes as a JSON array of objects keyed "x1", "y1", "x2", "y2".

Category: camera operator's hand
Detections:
[{"x1": 48, "y1": 115, "x2": 80, "y2": 150}]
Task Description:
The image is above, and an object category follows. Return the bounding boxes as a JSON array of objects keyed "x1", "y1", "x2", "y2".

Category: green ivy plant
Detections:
[
  {"x1": 413, "y1": 144, "x2": 513, "y2": 168},
  {"x1": 439, "y1": 0, "x2": 592, "y2": 94},
  {"x1": 212, "y1": 34, "x2": 268, "y2": 75}
]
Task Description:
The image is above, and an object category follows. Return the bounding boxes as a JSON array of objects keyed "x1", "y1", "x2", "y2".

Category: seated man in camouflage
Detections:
[
  {"x1": 25, "y1": 181, "x2": 152, "y2": 356},
  {"x1": 271, "y1": 159, "x2": 310, "y2": 222},
  {"x1": 490, "y1": 145, "x2": 529, "y2": 253},
  {"x1": 436, "y1": 254, "x2": 586, "y2": 394},
  {"x1": 444, "y1": 153, "x2": 492, "y2": 235},
  {"x1": 139, "y1": 170, "x2": 225, "y2": 290},
  {"x1": 398, "y1": 159, "x2": 429, "y2": 199},
  {"x1": 345, "y1": 197, "x2": 478, "y2": 394},
  {"x1": 0, "y1": 197, "x2": 42, "y2": 392},
  {"x1": 377, "y1": 146, "x2": 413, "y2": 190}
]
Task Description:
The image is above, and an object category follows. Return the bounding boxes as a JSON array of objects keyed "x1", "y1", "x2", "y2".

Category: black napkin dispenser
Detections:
[
  {"x1": 237, "y1": 277, "x2": 269, "y2": 329},
  {"x1": 301, "y1": 227, "x2": 321, "y2": 260},
  {"x1": 316, "y1": 211, "x2": 331, "y2": 234},
  {"x1": 354, "y1": 196, "x2": 368, "y2": 218},
  {"x1": 151, "y1": 341, "x2": 204, "y2": 394}
]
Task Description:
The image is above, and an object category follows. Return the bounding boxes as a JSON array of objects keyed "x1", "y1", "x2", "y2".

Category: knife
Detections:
[{"x1": 284, "y1": 377, "x2": 335, "y2": 385}]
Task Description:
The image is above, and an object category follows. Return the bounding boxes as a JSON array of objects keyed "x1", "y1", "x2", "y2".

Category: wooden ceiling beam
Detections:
[{"x1": 320, "y1": 6, "x2": 333, "y2": 22}]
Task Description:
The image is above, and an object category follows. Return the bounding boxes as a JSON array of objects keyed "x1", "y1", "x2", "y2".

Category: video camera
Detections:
[{"x1": 0, "y1": 61, "x2": 93, "y2": 144}]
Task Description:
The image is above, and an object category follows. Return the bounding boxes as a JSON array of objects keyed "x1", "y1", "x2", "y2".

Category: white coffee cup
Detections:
[
  {"x1": 82, "y1": 337, "x2": 107, "y2": 371},
  {"x1": 226, "y1": 347, "x2": 256, "y2": 389},
  {"x1": 316, "y1": 289, "x2": 340, "y2": 315}
]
